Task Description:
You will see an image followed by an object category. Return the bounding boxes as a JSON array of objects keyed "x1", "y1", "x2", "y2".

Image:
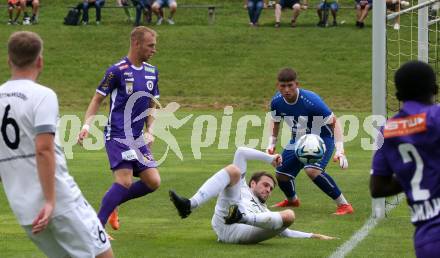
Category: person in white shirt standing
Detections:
[
  {"x1": 0, "y1": 31, "x2": 113, "y2": 258},
  {"x1": 169, "y1": 147, "x2": 335, "y2": 244}
]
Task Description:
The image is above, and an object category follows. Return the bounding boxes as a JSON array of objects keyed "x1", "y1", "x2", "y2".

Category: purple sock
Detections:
[
  {"x1": 121, "y1": 180, "x2": 154, "y2": 204},
  {"x1": 98, "y1": 183, "x2": 130, "y2": 227}
]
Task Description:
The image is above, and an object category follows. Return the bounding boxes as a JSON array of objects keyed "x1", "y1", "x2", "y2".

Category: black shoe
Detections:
[
  {"x1": 359, "y1": 22, "x2": 365, "y2": 28},
  {"x1": 333, "y1": 20, "x2": 337, "y2": 26},
  {"x1": 317, "y1": 20, "x2": 324, "y2": 27},
  {"x1": 356, "y1": 21, "x2": 360, "y2": 27},
  {"x1": 169, "y1": 190, "x2": 191, "y2": 219},
  {"x1": 224, "y1": 204, "x2": 243, "y2": 225}
]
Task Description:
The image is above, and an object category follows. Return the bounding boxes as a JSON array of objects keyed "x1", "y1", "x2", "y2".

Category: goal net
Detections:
[{"x1": 372, "y1": 0, "x2": 440, "y2": 218}]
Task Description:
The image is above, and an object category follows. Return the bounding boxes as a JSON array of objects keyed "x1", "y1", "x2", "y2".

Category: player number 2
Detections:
[
  {"x1": 398, "y1": 143, "x2": 430, "y2": 201},
  {"x1": 1, "y1": 105, "x2": 20, "y2": 150}
]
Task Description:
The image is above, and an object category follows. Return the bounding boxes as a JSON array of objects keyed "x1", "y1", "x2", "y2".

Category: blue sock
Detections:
[
  {"x1": 277, "y1": 177, "x2": 296, "y2": 200},
  {"x1": 120, "y1": 180, "x2": 154, "y2": 204},
  {"x1": 312, "y1": 172, "x2": 341, "y2": 200}
]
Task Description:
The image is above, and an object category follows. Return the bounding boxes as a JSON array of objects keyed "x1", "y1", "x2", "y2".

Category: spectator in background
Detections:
[
  {"x1": 274, "y1": 0, "x2": 308, "y2": 28},
  {"x1": 77, "y1": 0, "x2": 105, "y2": 25},
  {"x1": 386, "y1": 0, "x2": 410, "y2": 30},
  {"x1": 316, "y1": 0, "x2": 338, "y2": 27},
  {"x1": 7, "y1": 0, "x2": 22, "y2": 25},
  {"x1": 117, "y1": 0, "x2": 132, "y2": 22},
  {"x1": 355, "y1": 0, "x2": 371, "y2": 28},
  {"x1": 20, "y1": 0, "x2": 39, "y2": 24},
  {"x1": 152, "y1": 0, "x2": 176, "y2": 25},
  {"x1": 247, "y1": 0, "x2": 264, "y2": 26},
  {"x1": 132, "y1": 0, "x2": 153, "y2": 26}
]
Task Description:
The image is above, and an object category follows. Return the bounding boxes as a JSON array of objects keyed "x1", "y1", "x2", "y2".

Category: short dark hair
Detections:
[
  {"x1": 277, "y1": 68, "x2": 297, "y2": 82},
  {"x1": 395, "y1": 60, "x2": 438, "y2": 102},
  {"x1": 248, "y1": 171, "x2": 277, "y2": 188},
  {"x1": 8, "y1": 31, "x2": 43, "y2": 69}
]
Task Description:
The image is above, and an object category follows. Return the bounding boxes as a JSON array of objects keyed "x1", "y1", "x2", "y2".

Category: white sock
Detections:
[
  {"x1": 189, "y1": 169, "x2": 230, "y2": 209},
  {"x1": 241, "y1": 212, "x2": 284, "y2": 230},
  {"x1": 335, "y1": 194, "x2": 348, "y2": 205}
]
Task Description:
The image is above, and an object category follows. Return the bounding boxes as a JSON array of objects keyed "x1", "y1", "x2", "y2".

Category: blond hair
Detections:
[
  {"x1": 130, "y1": 26, "x2": 157, "y2": 44},
  {"x1": 8, "y1": 31, "x2": 43, "y2": 69}
]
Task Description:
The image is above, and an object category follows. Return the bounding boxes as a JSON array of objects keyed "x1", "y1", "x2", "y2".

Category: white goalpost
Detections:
[{"x1": 371, "y1": 0, "x2": 440, "y2": 219}]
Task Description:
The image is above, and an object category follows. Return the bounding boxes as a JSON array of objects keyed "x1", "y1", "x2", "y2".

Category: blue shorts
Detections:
[
  {"x1": 276, "y1": 136, "x2": 334, "y2": 178},
  {"x1": 318, "y1": 2, "x2": 339, "y2": 11},
  {"x1": 278, "y1": 0, "x2": 300, "y2": 9},
  {"x1": 105, "y1": 138, "x2": 157, "y2": 176},
  {"x1": 154, "y1": 0, "x2": 176, "y2": 7}
]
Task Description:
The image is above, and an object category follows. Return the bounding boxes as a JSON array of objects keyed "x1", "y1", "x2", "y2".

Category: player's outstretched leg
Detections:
[
  {"x1": 169, "y1": 190, "x2": 191, "y2": 218},
  {"x1": 273, "y1": 174, "x2": 300, "y2": 208}
]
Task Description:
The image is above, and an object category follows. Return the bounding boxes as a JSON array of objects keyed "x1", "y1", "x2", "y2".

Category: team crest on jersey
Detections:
[
  {"x1": 146, "y1": 81, "x2": 154, "y2": 91},
  {"x1": 384, "y1": 113, "x2": 427, "y2": 138},
  {"x1": 126, "y1": 82, "x2": 133, "y2": 95}
]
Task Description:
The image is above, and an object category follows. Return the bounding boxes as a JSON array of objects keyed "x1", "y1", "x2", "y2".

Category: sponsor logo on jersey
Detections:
[
  {"x1": 384, "y1": 113, "x2": 427, "y2": 138},
  {"x1": 146, "y1": 81, "x2": 154, "y2": 91},
  {"x1": 121, "y1": 150, "x2": 137, "y2": 161},
  {"x1": 144, "y1": 67, "x2": 155, "y2": 73},
  {"x1": 119, "y1": 64, "x2": 129, "y2": 70},
  {"x1": 145, "y1": 75, "x2": 156, "y2": 80},
  {"x1": 126, "y1": 82, "x2": 133, "y2": 95},
  {"x1": 124, "y1": 72, "x2": 133, "y2": 77},
  {"x1": 125, "y1": 78, "x2": 134, "y2": 82}
]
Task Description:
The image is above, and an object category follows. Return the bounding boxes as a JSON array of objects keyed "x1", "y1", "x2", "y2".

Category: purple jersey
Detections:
[
  {"x1": 96, "y1": 57, "x2": 159, "y2": 139},
  {"x1": 372, "y1": 101, "x2": 440, "y2": 248}
]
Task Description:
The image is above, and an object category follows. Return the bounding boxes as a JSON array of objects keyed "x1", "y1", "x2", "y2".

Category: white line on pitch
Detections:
[{"x1": 329, "y1": 194, "x2": 405, "y2": 258}]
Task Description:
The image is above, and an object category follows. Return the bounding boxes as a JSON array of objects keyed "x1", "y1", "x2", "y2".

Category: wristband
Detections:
[
  {"x1": 82, "y1": 124, "x2": 90, "y2": 132},
  {"x1": 335, "y1": 141, "x2": 344, "y2": 153}
]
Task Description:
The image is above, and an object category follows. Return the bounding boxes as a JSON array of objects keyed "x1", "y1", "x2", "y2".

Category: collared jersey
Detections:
[
  {"x1": 270, "y1": 88, "x2": 333, "y2": 139},
  {"x1": 372, "y1": 101, "x2": 440, "y2": 248},
  {"x1": 0, "y1": 80, "x2": 81, "y2": 225},
  {"x1": 96, "y1": 57, "x2": 160, "y2": 139}
]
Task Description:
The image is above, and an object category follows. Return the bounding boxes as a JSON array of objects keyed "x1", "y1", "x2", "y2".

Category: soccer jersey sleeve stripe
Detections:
[
  {"x1": 96, "y1": 89, "x2": 107, "y2": 96},
  {"x1": 34, "y1": 124, "x2": 56, "y2": 134}
]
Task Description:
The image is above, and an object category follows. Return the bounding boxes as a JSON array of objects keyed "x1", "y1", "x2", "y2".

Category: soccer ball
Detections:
[{"x1": 295, "y1": 134, "x2": 326, "y2": 164}]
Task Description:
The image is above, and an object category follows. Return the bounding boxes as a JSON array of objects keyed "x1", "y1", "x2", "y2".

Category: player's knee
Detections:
[
  {"x1": 281, "y1": 209, "x2": 295, "y2": 226},
  {"x1": 304, "y1": 168, "x2": 320, "y2": 179},
  {"x1": 293, "y1": 4, "x2": 301, "y2": 10},
  {"x1": 225, "y1": 164, "x2": 241, "y2": 184},
  {"x1": 146, "y1": 176, "x2": 161, "y2": 190}
]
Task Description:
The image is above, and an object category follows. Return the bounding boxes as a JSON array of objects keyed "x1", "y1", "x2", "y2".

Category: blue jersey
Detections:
[
  {"x1": 96, "y1": 57, "x2": 159, "y2": 139},
  {"x1": 372, "y1": 101, "x2": 440, "y2": 248},
  {"x1": 270, "y1": 88, "x2": 333, "y2": 140}
]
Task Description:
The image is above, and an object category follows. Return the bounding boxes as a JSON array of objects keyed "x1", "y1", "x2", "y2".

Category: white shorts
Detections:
[
  {"x1": 22, "y1": 196, "x2": 111, "y2": 258},
  {"x1": 211, "y1": 214, "x2": 285, "y2": 244}
]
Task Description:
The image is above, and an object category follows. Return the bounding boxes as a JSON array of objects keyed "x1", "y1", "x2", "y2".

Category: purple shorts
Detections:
[{"x1": 105, "y1": 138, "x2": 157, "y2": 176}]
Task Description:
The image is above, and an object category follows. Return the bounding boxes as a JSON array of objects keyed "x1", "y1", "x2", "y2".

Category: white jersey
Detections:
[{"x1": 0, "y1": 79, "x2": 81, "y2": 225}]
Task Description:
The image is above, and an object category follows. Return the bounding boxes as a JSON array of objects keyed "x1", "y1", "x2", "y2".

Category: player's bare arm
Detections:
[
  {"x1": 144, "y1": 101, "x2": 157, "y2": 147},
  {"x1": 329, "y1": 114, "x2": 348, "y2": 169},
  {"x1": 266, "y1": 120, "x2": 281, "y2": 154},
  {"x1": 78, "y1": 92, "x2": 106, "y2": 145},
  {"x1": 33, "y1": 132, "x2": 56, "y2": 234}
]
